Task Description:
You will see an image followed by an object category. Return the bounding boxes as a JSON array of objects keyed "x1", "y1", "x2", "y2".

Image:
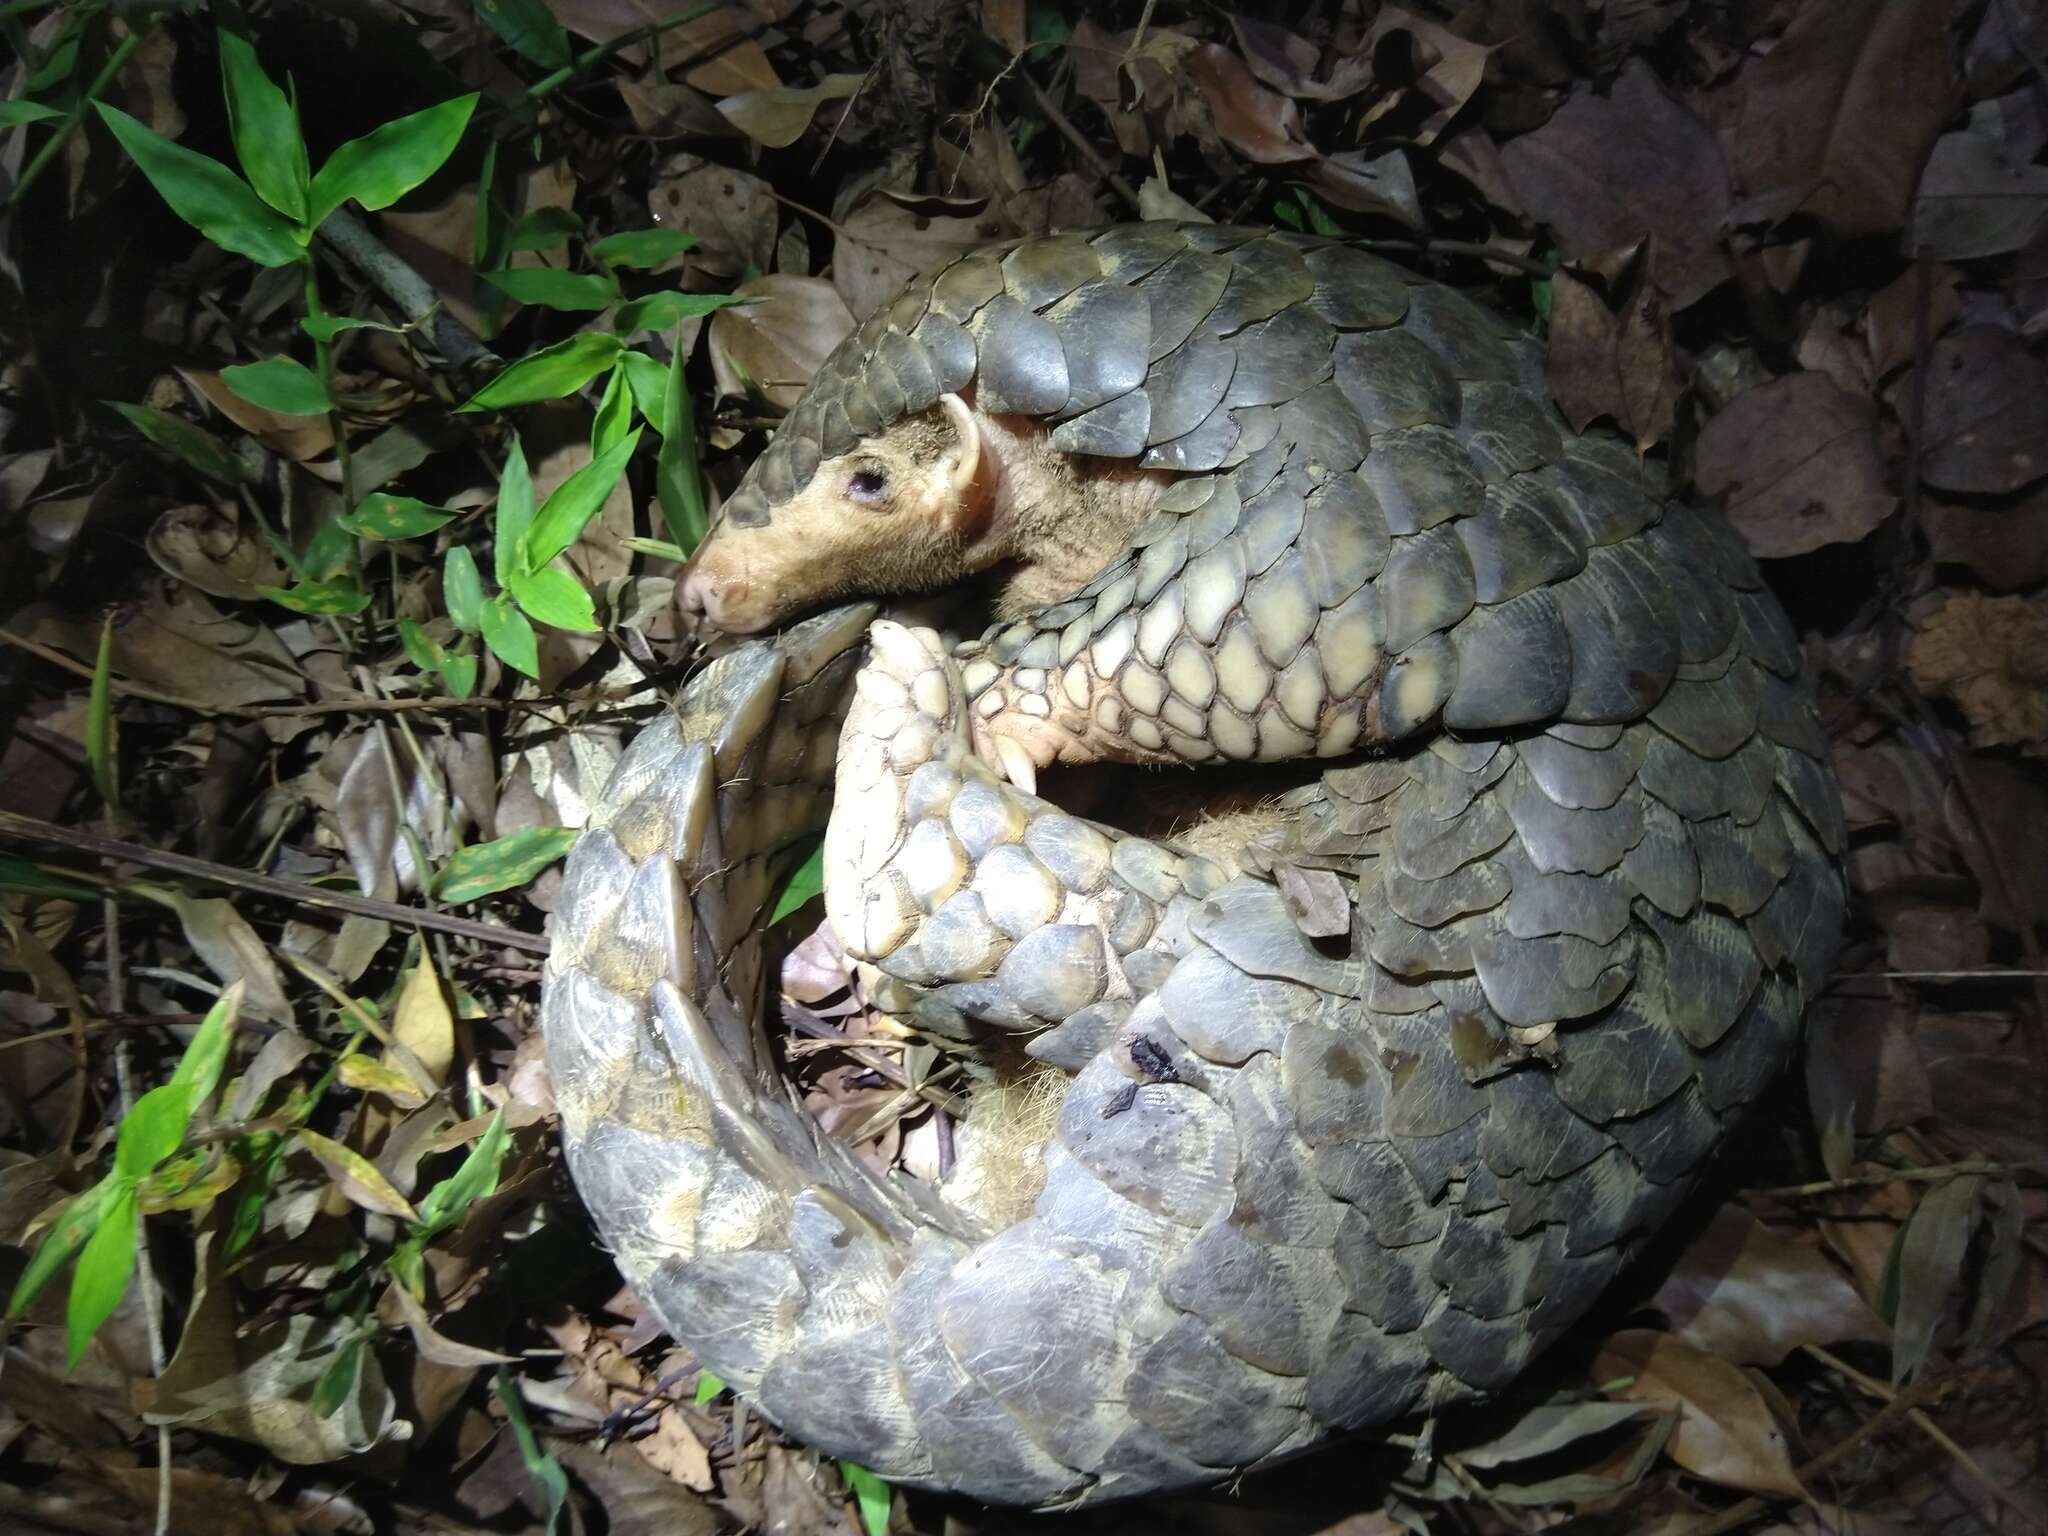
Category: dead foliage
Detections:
[{"x1": 0, "y1": 0, "x2": 2044, "y2": 1533}]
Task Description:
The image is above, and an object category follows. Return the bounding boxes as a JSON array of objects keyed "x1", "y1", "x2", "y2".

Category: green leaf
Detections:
[
  {"x1": 0, "y1": 101, "x2": 66, "y2": 128},
  {"x1": 107, "y1": 402, "x2": 249, "y2": 484},
  {"x1": 693, "y1": 1369, "x2": 726, "y2": 1405},
  {"x1": 1271, "y1": 195, "x2": 1304, "y2": 230},
  {"x1": 508, "y1": 566, "x2": 598, "y2": 632},
  {"x1": 169, "y1": 981, "x2": 243, "y2": 1107},
  {"x1": 7, "y1": 1182, "x2": 114, "y2": 1320},
  {"x1": 458, "y1": 331, "x2": 623, "y2": 412},
  {"x1": 770, "y1": 842, "x2": 824, "y2": 923},
  {"x1": 310, "y1": 1330, "x2": 366, "y2": 1419},
  {"x1": 437, "y1": 828, "x2": 577, "y2": 903},
  {"x1": 590, "y1": 228, "x2": 697, "y2": 269},
  {"x1": 655, "y1": 338, "x2": 706, "y2": 552},
  {"x1": 506, "y1": 205, "x2": 581, "y2": 253},
  {"x1": 300, "y1": 519, "x2": 356, "y2": 581},
  {"x1": 619, "y1": 352, "x2": 670, "y2": 433},
  {"x1": 222, "y1": 354, "x2": 329, "y2": 415},
  {"x1": 93, "y1": 104, "x2": 304, "y2": 267},
  {"x1": 218, "y1": 30, "x2": 309, "y2": 221},
  {"x1": 482, "y1": 266, "x2": 619, "y2": 312},
  {"x1": 591, "y1": 365, "x2": 633, "y2": 458},
  {"x1": 305, "y1": 93, "x2": 479, "y2": 231},
  {"x1": 257, "y1": 576, "x2": 373, "y2": 616},
  {"x1": 443, "y1": 546, "x2": 485, "y2": 634},
  {"x1": 116, "y1": 1082, "x2": 193, "y2": 1180},
  {"x1": 480, "y1": 597, "x2": 538, "y2": 679},
  {"x1": 494, "y1": 437, "x2": 536, "y2": 586},
  {"x1": 620, "y1": 536, "x2": 688, "y2": 562},
  {"x1": 613, "y1": 289, "x2": 750, "y2": 335},
  {"x1": 301, "y1": 313, "x2": 410, "y2": 343},
  {"x1": 222, "y1": 356, "x2": 331, "y2": 416},
  {"x1": 0, "y1": 859, "x2": 103, "y2": 903},
  {"x1": 495, "y1": 1372, "x2": 570, "y2": 1536},
  {"x1": 342, "y1": 493, "x2": 458, "y2": 540},
  {"x1": 522, "y1": 429, "x2": 641, "y2": 571},
  {"x1": 398, "y1": 618, "x2": 441, "y2": 672},
  {"x1": 438, "y1": 650, "x2": 478, "y2": 698},
  {"x1": 840, "y1": 1461, "x2": 891, "y2": 1536},
  {"x1": 1530, "y1": 276, "x2": 1553, "y2": 328},
  {"x1": 415, "y1": 1108, "x2": 510, "y2": 1233},
  {"x1": 86, "y1": 617, "x2": 117, "y2": 813},
  {"x1": 67, "y1": 1182, "x2": 138, "y2": 1368},
  {"x1": 476, "y1": 0, "x2": 572, "y2": 69}
]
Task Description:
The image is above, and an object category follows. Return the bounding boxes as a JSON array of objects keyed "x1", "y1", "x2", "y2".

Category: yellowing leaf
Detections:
[
  {"x1": 339, "y1": 1055, "x2": 430, "y2": 1108},
  {"x1": 296, "y1": 1131, "x2": 419, "y2": 1221},
  {"x1": 388, "y1": 949, "x2": 455, "y2": 1089},
  {"x1": 1592, "y1": 1330, "x2": 1803, "y2": 1498}
]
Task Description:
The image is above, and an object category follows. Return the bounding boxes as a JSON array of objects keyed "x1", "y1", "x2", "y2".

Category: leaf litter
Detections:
[{"x1": 0, "y1": 2, "x2": 2046, "y2": 1534}]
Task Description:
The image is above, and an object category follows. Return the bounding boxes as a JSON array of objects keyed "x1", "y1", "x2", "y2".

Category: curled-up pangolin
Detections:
[{"x1": 543, "y1": 223, "x2": 1847, "y2": 1506}]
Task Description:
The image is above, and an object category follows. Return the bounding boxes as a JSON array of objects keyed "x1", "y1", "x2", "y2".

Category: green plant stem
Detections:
[
  {"x1": 523, "y1": 4, "x2": 720, "y2": 101},
  {"x1": 302, "y1": 259, "x2": 357, "y2": 513},
  {"x1": 9, "y1": 25, "x2": 144, "y2": 207}
]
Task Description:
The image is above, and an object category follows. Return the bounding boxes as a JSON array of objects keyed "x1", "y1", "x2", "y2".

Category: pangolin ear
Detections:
[{"x1": 936, "y1": 392, "x2": 984, "y2": 533}]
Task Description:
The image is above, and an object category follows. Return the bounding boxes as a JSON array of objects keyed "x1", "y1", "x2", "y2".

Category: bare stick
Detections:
[{"x1": 0, "y1": 811, "x2": 550, "y2": 957}]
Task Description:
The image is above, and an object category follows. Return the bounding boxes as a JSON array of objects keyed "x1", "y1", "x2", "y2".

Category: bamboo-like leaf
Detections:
[
  {"x1": 107, "y1": 402, "x2": 250, "y2": 484},
  {"x1": 521, "y1": 429, "x2": 641, "y2": 572},
  {"x1": 493, "y1": 437, "x2": 535, "y2": 586},
  {"x1": 590, "y1": 227, "x2": 697, "y2": 268},
  {"x1": 507, "y1": 566, "x2": 598, "y2": 632},
  {"x1": 656, "y1": 335, "x2": 706, "y2": 551},
  {"x1": 296, "y1": 1130, "x2": 420, "y2": 1221},
  {"x1": 341, "y1": 494, "x2": 458, "y2": 540},
  {"x1": 840, "y1": 1461, "x2": 892, "y2": 1536},
  {"x1": 93, "y1": 104, "x2": 303, "y2": 266},
  {"x1": 480, "y1": 597, "x2": 538, "y2": 679},
  {"x1": 223, "y1": 356, "x2": 331, "y2": 416},
  {"x1": 67, "y1": 1183, "x2": 138, "y2": 1368},
  {"x1": 86, "y1": 616, "x2": 117, "y2": 813},
  {"x1": 437, "y1": 828, "x2": 577, "y2": 903},
  {"x1": 305, "y1": 94, "x2": 479, "y2": 231},
  {"x1": 458, "y1": 332, "x2": 623, "y2": 411},
  {"x1": 443, "y1": 546, "x2": 484, "y2": 635},
  {"x1": 482, "y1": 266, "x2": 619, "y2": 312},
  {"x1": 218, "y1": 30, "x2": 309, "y2": 221}
]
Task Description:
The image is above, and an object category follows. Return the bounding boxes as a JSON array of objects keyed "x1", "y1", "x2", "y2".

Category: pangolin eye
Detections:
[{"x1": 847, "y1": 468, "x2": 888, "y2": 503}]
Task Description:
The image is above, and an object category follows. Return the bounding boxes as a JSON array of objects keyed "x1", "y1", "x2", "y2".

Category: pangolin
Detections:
[{"x1": 542, "y1": 222, "x2": 1847, "y2": 1506}]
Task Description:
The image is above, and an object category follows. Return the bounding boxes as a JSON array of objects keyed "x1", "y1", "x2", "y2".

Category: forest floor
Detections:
[{"x1": 1, "y1": 1, "x2": 2045, "y2": 1533}]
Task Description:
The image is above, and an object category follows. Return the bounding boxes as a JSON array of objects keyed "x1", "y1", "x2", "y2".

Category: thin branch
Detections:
[
  {"x1": 1673, "y1": 1371, "x2": 1950, "y2": 1536},
  {"x1": 1747, "y1": 1161, "x2": 2017, "y2": 1200},
  {"x1": 1023, "y1": 76, "x2": 1142, "y2": 214},
  {"x1": 0, "y1": 811, "x2": 550, "y2": 957},
  {"x1": 317, "y1": 208, "x2": 497, "y2": 370},
  {"x1": 1803, "y1": 1346, "x2": 2048, "y2": 1535}
]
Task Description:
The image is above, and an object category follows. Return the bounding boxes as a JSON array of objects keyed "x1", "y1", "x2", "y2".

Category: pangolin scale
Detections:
[{"x1": 541, "y1": 223, "x2": 1847, "y2": 1505}]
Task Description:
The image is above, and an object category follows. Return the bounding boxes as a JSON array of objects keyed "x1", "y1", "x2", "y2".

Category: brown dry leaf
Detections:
[
  {"x1": 981, "y1": 0, "x2": 1027, "y2": 56},
  {"x1": 1651, "y1": 1205, "x2": 1887, "y2": 1366},
  {"x1": 617, "y1": 73, "x2": 732, "y2": 139},
  {"x1": 716, "y1": 73, "x2": 866, "y2": 149},
  {"x1": 1364, "y1": 7, "x2": 1495, "y2": 144},
  {"x1": 1499, "y1": 61, "x2": 1732, "y2": 308},
  {"x1": 548, "y1": 1, "x2": 777, "y2": 95},
  {"x1": 1068, "y1": 19, "x2": 1153, "y2": 158},
  {"x1": 1186, "y1": 43, "x2": 1318, "y2": 164},
  {"x1": 144, "y1": 504, "x2": 289, "y2": 600},
  {"x1": 1230, "y1": 16, "x2": 1374, "y2": 102},
  {"x1": 1865, "y1": 262, "x2": 1962, "y2": 380},
  {"x1": 832, "y1": 192, "x2": 1004, "y2": 321},
  {"x1": 1925, "y1": 488, "x2": 2048, "y2": 593},
  {"x1": 1726, "y1": 0, "x2": 1952, "y2": 238},
  {"x1": 159, "y1": 892, "x2": 292, "y2": 1024},
  {"x1": 1310, "y1": 149, "x2": 1423, "y2": 228},
  {"x1": 1695, "y1": 373, "x2": 1895, "y2": 557},
  {"x1": 147, "y1": 1240, "x2": 406, "y2": 1462},
  {"x1": 647, "y1": 155, "x2": 777, "y2": 280},
  {"x1": 30, "y1": 581, "x2": 303, "y2": 716},
  {"x1": 1891, "y1": 1172, "x2": 1986, "y2": 1380},
  {"x1": 710, "y1": 275, "x2": 855, "y2": 411},
  {"x1": 1913, "y1": 325, "x2": 2048, "y2": 496},
  {"x1": 1592, "y1": 1330, "x2": 1805, "y2": 1497},
  {"x1": 1906, "y1": 592, "x2": 2048, "y2": 755},
  {"x1": 1545, "y1": 265, "x2": 1681, "y2": 452},
  {"x1": 1911, "y1": 125, "x2": 2048, "y2": 259},
  {"x1": 382, "y1": 1279, "x2": 516, "y2": 1368},
  {"x1": 546, "y1": 1313, "x2": 715, "y2": 1492},
  {"x1": 181, "y1": 368, "x2": 337, "y2": 467}
]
